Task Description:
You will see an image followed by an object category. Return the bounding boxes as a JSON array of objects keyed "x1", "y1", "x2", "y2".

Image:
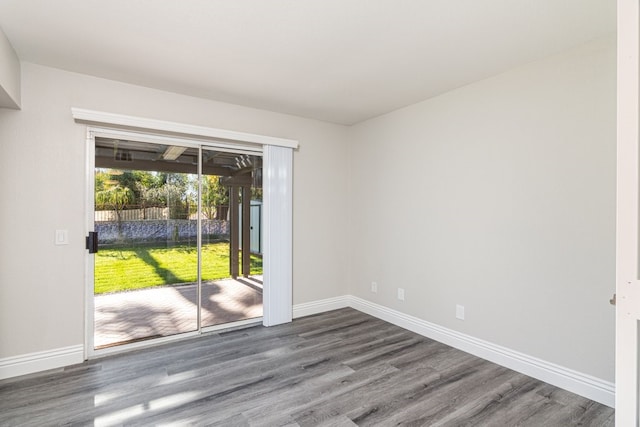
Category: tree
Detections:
[
  {"x1": 95, "y1": 175, "x2": 135, "y2": 241},
  {"x1": 164, "y1": 182, "x2": 188, "y2": 219},
  {"x1": 202, "y1": 175, "x2": 229, "y2": 219},
  {"x1": 133, "y1": 171, "x2": 165, "y2": 218},
  {"x1": 95, "y1": 170, "x2": 135, "y2": 219},
  {"x1": 95, "y1": 185, "x2": 134, "y2": 218}
]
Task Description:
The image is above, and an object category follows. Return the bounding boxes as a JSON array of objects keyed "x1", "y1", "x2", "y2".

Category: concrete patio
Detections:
[{"x1": 94, "y1": 276, "x2": 263, "y2": 348}]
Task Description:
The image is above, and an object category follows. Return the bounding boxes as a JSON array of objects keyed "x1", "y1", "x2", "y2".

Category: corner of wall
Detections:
[{"x1": 0, "y1": 25, "x2": 21, "y2": 109}]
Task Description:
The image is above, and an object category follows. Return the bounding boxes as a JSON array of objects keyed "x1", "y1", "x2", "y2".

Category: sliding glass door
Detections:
[{"x1": 91, "y1": 137, "x2": 262, "y2": 349}]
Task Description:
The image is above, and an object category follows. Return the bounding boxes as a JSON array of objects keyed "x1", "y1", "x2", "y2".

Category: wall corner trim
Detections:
[
  {"x1": 294, "y1": 295, "x2": 615, "y2": 408},
  {"x1": 0, "y1": 345, "x2": 84, "y2": 380}
]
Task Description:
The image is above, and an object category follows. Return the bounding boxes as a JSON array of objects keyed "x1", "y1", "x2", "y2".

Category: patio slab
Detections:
[{"x1": 94, "y1": 277, "x2": 263, "y2": 348}]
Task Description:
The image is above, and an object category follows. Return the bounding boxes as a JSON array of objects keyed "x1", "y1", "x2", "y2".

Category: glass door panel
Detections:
[
  {"x1": 93, "y1": 138, "x2": 199, "y2": 349},
  {"x1": 200, "y1": 148, "x2": 263, "y2": 328}
]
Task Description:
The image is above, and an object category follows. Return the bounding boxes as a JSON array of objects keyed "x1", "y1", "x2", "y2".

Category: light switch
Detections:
[{"x1": 55, "y1": 229, "x2": 69, "y2": 245}]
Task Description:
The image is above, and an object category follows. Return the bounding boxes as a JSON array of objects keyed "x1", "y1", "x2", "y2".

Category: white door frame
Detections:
[
  {"x1": 75, "y1": 110, "x2": 298, "y2": 358},
  {"x1": 616, "y1": 0, "x2": 640, "y2": 424}
]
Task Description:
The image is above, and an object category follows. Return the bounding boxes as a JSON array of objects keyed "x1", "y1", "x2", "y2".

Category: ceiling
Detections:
[{"x1": 0, "y1": 0, "x2": 615, "y2": 125}]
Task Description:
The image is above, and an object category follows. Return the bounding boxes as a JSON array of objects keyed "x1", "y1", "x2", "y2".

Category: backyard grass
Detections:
[{"x1": 95, "y1": 242, "x2": 262, "y2": 294}]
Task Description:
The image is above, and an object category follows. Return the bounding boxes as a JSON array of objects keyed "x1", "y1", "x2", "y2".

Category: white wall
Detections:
[
  {"x1": 0, "y1": 35, "x2": 617, "y2": 389},
  {"x1": 0, "y1": 26, "x2": 20, "y2": 109},
  {"x1": 348, "y1": 37, "x2": 616, "y2": 382},
  {"x1": 0, "y1": 63, "x2": 349, "y2": 358}
]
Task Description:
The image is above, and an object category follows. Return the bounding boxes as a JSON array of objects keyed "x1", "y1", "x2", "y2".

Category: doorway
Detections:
[{"x1": 90, "y1": 136, "x2": 263, "y2": 350}]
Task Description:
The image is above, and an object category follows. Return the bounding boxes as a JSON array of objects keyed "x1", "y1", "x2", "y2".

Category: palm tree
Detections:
[{"x1": 96, "y1": 184, "x2": 134, "y2": 240}]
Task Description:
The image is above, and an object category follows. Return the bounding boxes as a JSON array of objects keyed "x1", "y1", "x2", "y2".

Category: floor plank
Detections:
[{"x1": 0, "y1": 308, "x2": 614, "y2": 426}]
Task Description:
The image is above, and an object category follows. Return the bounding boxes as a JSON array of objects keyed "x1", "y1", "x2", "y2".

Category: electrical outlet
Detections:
[
  {"x1": 371, "y1": 282, "x2": 378, "y2": 293},
  {"x1": 397, "y1": 288, "x2": 405, "y2": 301},
  {"x1": 456, "y1": 304, "x2": 465, "y2": 320}
]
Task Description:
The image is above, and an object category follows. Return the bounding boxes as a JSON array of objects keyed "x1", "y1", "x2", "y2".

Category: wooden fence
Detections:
[{"x1": 94, "y1": 207, "x2": 168, "y2": 222}]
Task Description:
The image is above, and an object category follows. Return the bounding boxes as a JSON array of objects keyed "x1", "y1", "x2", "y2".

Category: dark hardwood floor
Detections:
[{"x1": 0, "y1": 308, "x2": 614, "y2": 426}]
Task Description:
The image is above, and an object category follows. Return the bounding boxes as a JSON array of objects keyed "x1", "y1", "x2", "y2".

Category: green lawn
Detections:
[{"x1": 95, "y1": 242, "x2": 262, "y2": 294}]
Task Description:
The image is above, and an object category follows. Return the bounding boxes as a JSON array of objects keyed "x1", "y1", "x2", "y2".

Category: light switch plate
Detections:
[{"x1": 55, "y1": 229, "x2": 69, "y2": 245}]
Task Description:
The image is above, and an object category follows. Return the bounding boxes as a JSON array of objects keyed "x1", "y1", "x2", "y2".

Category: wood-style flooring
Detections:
[{"x1": 0, "y1": 308, "x2": 614, "y2": 426}]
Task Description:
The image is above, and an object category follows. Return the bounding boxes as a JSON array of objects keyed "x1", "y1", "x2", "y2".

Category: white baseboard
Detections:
[
  {"x1": 0, "y1": 345, "x2": 84, "y2": 380},
  {"x1": 2, "y1": 297, "x2": 615, "y2": 409},
  {"x1": 0, "y1": 298, "x2": 348, "y2": 381},
  {"x1": 347, "y1": 296, "x2": 614, "y2": 408},
  {"x1": 293, "y1": 295, "x2": 350, "y2": 318},
  {"x1": 293, "y1": 295, "x2": 614, "y2": 408}
]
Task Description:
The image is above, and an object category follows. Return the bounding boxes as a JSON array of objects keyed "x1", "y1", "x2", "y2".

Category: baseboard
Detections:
[
  {"x1": 0, "y1": 298, "x2": 348, "y2": 380},
  {"x1": 0, "y1": 345, "x2": 84, "y2": 380},
  {"x1": 347, "y1": 296, "x2": 615, "y2": 408},
  {"x1": 293, "y1": 295, "x2": 351, "y2": 319},
  {"x1": 2, "y1": 297, "x2": 616, "y2": 408}
]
